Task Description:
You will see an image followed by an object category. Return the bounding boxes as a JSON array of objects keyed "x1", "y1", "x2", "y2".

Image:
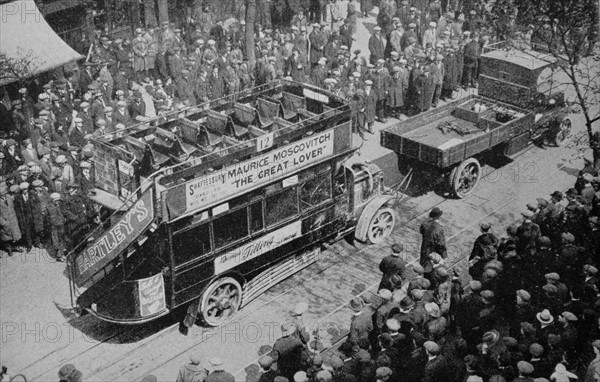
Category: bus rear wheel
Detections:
[
  {"x1": 367, "y1": 207, "x2": 396, "y2": 244},
  {"x1": 199, "y1": 277, "x2": 242, "y2": 326}
]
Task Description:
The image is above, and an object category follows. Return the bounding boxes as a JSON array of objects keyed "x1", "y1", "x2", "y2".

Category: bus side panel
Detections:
[{"x1": 170, "y1": 203, "x2": 350, "y2": 308}]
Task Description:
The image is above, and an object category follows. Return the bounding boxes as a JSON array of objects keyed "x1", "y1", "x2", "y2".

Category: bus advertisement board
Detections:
[
  {"x1": 214, "y1": 220, "x2": 303, "y2": 274},
  {"x1": 73, "y1": 189, "x2": 155, "y2": 287},
  {"x1": 167, "y1": 129, "x2": 335, "y2": 219}
]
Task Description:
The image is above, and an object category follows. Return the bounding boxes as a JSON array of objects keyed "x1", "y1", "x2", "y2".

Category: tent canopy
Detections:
[{"x1": 0, "y1": 0, "x2": 83, "y2": 86}]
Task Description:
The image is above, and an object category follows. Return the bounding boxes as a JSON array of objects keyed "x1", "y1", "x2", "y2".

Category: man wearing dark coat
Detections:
[
  {"x1": 270, "y1": 323, "x2": 304, "y2": 380},
  {"x1": 419, "y1": 65, "x2": 436, "y2": 113},
  {"x1": 368, "y1": 27, "x2": 387, "y2": 65},
  {"x1": 463, "y1": 32, "x2": 481, "y2": 88},
  {"x1": 13, "y1": 182, "x2": 35, "y2": 252},
  {"x1": 363, "y1": 81, "x2": 377, "y2": 133},
  {"x1": 419, "y1": 207, "x2": 447, "y2": 267},
  {"x1": 441, "y1": 47, "x2": 460, "y2": 99},
  {"x1": 422, "y1": 341, "x2": 447, "y2": 382},
  {"x1": 378, "y1": 243, "x2": 407, "y2": 290},
  {"x1": 309, "y1": 24, "x2": 327, "y2": 68}
]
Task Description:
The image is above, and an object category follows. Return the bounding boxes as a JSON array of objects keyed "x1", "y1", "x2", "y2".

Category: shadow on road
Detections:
[{"x1": 63, "y1": 308, "x2": 179, "y2": 344}]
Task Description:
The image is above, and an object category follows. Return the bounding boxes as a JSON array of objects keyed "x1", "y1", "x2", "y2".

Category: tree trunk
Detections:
[
  {"x1": 144, "y1": 0, "x2": 158, "y2": 28},
  {"x1": 157, "y1": 0, "x2": 170, "y2": 25},
  {"x1": 246, "y1": 0, "x2": 257, "y2": 65}
]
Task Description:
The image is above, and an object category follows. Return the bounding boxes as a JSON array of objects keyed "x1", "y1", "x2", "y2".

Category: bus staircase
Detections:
[{"x1": 67, "y1": 185, "x2": 160, "y2": 309}]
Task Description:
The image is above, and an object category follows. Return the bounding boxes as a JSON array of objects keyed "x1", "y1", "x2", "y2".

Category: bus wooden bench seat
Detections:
[
  {"x1": 179, "y1": 120, "x2": 216, "y2": 155},
  {"x1": 248, "y1": 125, "x2": 267, "y2": 137},
  {"x1": 233, "y1": 102, "x2": 257, "y2": 126},
  {"x1": 272, "y1": 116, "x2": 295, "y2": 132},
  {"x1": 297, "y1": 108, "x2": 318, "y2": 121},
  {"x1": 207, "y1": 109, "x2": 249, "y2": 140},
  {"x1": 282, "y1": 92, "x2": 305, "y2": 121},
  {"x1": 256, "y1": 98, "x2": 281, "y2": 129},
  {"x1": 152, "y1": 127, "x2": 190, "y2": 162}
]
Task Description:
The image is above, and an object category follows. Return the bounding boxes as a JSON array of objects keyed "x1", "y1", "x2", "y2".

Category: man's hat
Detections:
[
  {"x1": 429, "y1": 21, "x2": 437, "y2": 27},
  {"x1": 550, "y1": 190, "x2": 563, "y2": 200},
  {"x1": 55, "y1": 155, "x2": 67, "y2": 164},
  {"x1": 350, "y1": 297, "x2": 364, "y2": 312},
  {"x1": 516, "y1": 289, "x2": 531, "y2": 301},
  {"x1": 536, "y1": 309, "x2": 554, "y2": 325},
  {"x1": 375, "y1": 367, "x2": 393, "y2": 378},
  {"x1": 281, "y1": 322, "x2": 297, "y2": 336},
  {"x1": 50, "y1": 192, "x2": 62, "y2": 201},
  {"x1": 544, "y1": 272, "x2": 560, "y2": 281},
  {"x1": 429, "y1": 207, "x2": 443, "y2": 218},
  {"x1": 469, "y1": 280, "x2": 482, "y2": 291},
  {"x1": 258, "y1": 355, "x2": 273, "y2": 368},
  {"x1": 386, "y1": 318, "x2": 401, "y2": 331},
  {"x1": 424, "y1": 302, "x2": 440, "y2": 318},
  {"x1": 585, "y1": 264, "x2": 599, "y2": 275},
  {"x1": 480, "y1": 290, "x2": 494, "y2": 300},
  {"x1": 19, "y1": 182, "x2": 29, "y2": 190},
  {"x1": 517, "y1": 361, "x2": 534, "y2": 375},
  {"x1": 408, "y1": 23, "x2": 416, "y2": 29},
  {"x1": 364, "y1": 79, "x2": 373, "y2": 85},
  {"x1": 209, "y1": 357, "x2": 223, "y2": 367},
  {"x1": 423, "y1": 341, "x2": 440, "y2": 353},
  {"x1": 378, "y1": 288, "x2": 392, "y2": 300},
  {"x1": 561, "y1": 232, "x2": 575, "y2": 243},
  {"x1": 560, "y1": 311, "x2": 578, "y2": 322},
  {"x1": 32, "y1": 179, "x2": 44, "y2": 188},
  {"x1": 482, "y1": 330, "x2": 500, "y2": 345},
  {"x1": 374, "y1": 26, "x2": 382, "y2": 32}
]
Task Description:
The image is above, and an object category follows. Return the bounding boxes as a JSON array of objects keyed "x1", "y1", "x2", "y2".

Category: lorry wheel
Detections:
[
  {"x1": 449, "y1": 158, "x2": 481, "y2": 198},
  {"x1": 553, "y1": 117, "x2": 572, "y2": 146},
  {"x1": 199, "y1": 277, "x2": 242, "y2": 326},
  {"x1": 366, "y1": 207, "x2": 396, "y2": 244}
]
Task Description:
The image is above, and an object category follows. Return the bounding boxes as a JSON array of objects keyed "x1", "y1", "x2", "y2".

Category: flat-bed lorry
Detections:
[{"x1": 381, "y1": 47, "x2": 572, "y2": 198}]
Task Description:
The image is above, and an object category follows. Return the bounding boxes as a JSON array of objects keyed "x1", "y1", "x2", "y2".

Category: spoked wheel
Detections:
[
  {"x1": 553, "y1": 117, "x2": 572, "y2": 146},
  {"x1": 200, "y1": 277, "x2": 242, "y2": 326},
  {"x1": 367, "y1": 207, "x2": 396, "y2": 244},
  {"x1": 450, "y1": 158, "x2": 481, "y2": 198}
]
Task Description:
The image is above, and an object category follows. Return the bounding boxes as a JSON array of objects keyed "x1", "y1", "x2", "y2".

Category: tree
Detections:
[
  {"x1": 245, "y1": 0, "x2": 257, "y2": 64},
  {"x1": 490, "y1": 0, "x2": 600, "y2": 165},
  {"x1": 0, "y1": 48, "x2": 42, "y2": 87}
]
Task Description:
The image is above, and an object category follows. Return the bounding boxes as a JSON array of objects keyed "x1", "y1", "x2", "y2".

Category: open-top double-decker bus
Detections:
[{"x1": 67, "y1": 81, "x2": 397, "y2": 327}]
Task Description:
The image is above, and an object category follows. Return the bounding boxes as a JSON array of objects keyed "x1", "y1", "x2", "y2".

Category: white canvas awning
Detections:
[{"x1": 0, "y1": 0, "x2": 84, "y2": 86}]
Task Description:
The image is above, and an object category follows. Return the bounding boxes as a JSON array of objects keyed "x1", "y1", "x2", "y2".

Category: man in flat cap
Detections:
[
  {"x1": 585, "y1": 340, "x2": 600, "y2": 382},
  {"x1": 177, "y1": 354, "x2": 208, "y2": 382},
  {"x1": 369, "y1": 26, "x2": 387, "y2": 65},
  {"x1": 270, "y1": 322, "x2": 304, "y2": 380},
  {"x1": 205, "y1": 358, "x2": 235, "y2": 382},
  {"x1": 423, "y1": 340, "x2": 447, "y2": 381},
  {"x1": 310, "y1": 23, "x2": 327, "y2": 69},
  {"x1": 13, "y1": 182, "x2": 34, "y2": 252}
]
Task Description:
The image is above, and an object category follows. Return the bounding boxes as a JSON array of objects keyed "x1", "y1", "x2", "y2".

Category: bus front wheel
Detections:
[
  {"x1": 366, "y1": 207, "x2": 396, "y2": 244},
  {"x1": 199, "y1": 277, "x2": 242, "y2": 326}
]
